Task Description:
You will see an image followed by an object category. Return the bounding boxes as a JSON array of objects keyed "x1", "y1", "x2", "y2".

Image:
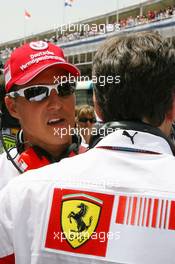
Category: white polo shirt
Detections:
[
  {"x1": 0, "y1": 148, "x2": 19, "y2": 190},
  {"x1": 0, "y1": 130, "x2": 175, "y2": 264}
]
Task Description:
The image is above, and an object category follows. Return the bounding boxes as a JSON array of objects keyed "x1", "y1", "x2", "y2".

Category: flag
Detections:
[
  {"x1": 24, "y1": 9, "x2": 31, "y2": 19},
  {"x1": 64, "y1": 0, "x2": 74, "y2": 7}
]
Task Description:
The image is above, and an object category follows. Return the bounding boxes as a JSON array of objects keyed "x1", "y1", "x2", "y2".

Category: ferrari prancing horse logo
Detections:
[
  {"x1": 61, "y1": 197, "x2": 101, "y2": 248},
  {"x1": 45, "y1": 189, "x2": 114, "y2": 257}
]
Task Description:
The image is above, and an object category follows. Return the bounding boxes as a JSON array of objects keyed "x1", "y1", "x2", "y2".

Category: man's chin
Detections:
[{"x1": 52, "y1": 136, "x2": 72, "y2": 146}]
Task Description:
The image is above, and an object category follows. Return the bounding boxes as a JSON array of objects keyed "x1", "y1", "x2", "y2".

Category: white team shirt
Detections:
[
  {"x1": 0, "y1": 130, "x2": 175, "y2": 264},
  {"x1": 0, "y1": 148, "x2": 19, "y2": 190}
]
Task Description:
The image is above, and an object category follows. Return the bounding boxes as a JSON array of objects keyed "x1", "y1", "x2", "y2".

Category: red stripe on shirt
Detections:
[
  {"x1": 116, "y1": 196, "x2": 127, "y2": 224},
  {"x1": 0, "y1": 254, "x2": 15, "y2": 264},
  {"x1": 152, "y1": 199, "x2": 159, "y2": 228},
  {"x1": 131, "y1": 197, "x2": 137, "y2": 225},
  {"x1": 168, "y1": 201, "x2": 175, "y2": 230}
]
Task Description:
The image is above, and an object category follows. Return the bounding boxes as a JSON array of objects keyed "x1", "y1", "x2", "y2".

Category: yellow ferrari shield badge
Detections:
[{"x1": 61, "y1": 193, "x2": 102, "y2": 248}]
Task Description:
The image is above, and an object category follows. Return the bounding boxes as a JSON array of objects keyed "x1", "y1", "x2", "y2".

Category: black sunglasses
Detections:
[
  {"x1": 7, "y1": 82, "x2": 76, "y2": 102},
  {"x1": 78, "y1": 117, "x2": 96, "y2": 123}
]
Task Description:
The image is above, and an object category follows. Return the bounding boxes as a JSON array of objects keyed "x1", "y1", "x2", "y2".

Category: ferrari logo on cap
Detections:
[
  {"x1": 29, "y1": 41, "x2": 48, "y2": 50},
  {"x1": 61, "y1": 195, "x2": 101, "y2": 248}
]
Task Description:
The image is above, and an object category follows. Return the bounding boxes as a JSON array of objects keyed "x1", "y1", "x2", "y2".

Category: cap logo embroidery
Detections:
[
  {"x1": 29, "y1": 41, "x2": 48, "y2": 50},
  {"x1": 20, "y1": 56, "x2": 66, "y2": 71}
]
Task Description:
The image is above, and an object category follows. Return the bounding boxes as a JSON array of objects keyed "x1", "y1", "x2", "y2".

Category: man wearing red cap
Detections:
[{"x1": 0, "y1": 40, "x2": 83, "y2": 189}]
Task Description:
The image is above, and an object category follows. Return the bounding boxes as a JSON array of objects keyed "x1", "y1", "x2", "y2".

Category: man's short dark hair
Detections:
[{"x1": 92, "y1": 32, "x2": 175, "y2": 126}]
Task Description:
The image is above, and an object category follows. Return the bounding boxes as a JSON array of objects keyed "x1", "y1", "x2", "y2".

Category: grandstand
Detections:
[{"x1": 0, "y1": 0, "x2": 175, "y2": 78}]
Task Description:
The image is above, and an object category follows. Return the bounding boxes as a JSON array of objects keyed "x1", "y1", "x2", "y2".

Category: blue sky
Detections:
[{"x1": 0, "y1": 0, "x2": 144, "y2": 43}]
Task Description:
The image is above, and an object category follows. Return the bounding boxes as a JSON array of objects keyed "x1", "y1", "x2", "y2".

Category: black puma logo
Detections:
[{"x1": 122, "y1": 130, "x2": 138, "y2": 144}]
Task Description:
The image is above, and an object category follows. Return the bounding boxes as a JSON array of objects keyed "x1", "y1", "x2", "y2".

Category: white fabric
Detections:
[
  {"x1": 0, "y1": 130, "x2": 175, "y2": 264},
  {"x1": 80, "y1": 135, "x2": 89, "y2": 148},
  {"x1": 0, "y1": 148, "x2": 19, "y2": 190}
]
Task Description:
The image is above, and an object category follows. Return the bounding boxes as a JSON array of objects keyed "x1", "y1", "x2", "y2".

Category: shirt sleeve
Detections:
[{"x1": 0, "y1": 186, "x2": 14, "y2": 260}]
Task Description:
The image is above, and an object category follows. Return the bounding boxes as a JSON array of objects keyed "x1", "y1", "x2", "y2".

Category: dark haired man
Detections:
[{"x1": 0, "y1": 32, "x2": 175, "y2": 264}]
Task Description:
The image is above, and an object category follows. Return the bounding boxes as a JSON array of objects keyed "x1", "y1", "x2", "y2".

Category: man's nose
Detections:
[
  {"x1": 47, "y1": 90, "x2": 63, "y2": 110},
  {"x1": 86, "y1": 120, "x2": 92, "y2": 126}
]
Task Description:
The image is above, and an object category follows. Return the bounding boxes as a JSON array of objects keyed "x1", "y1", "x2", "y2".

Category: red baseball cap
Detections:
[{"x1": 4, "y1": 41, "x2": 80, "y2": 92}]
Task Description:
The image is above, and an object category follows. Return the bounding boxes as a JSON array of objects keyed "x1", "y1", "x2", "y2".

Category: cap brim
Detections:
[{"x1": 15, "y1": 61, "x2": 80, "y2": 86}]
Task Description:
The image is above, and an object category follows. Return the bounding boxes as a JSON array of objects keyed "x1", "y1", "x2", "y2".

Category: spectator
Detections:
[
  {"x1": 167, "y1": 6, "x2": 173, "y2": 16},
  {"x1": 1, "y1": 4, "x2": 175, "y2": 56},
  {"x1": 76, "y1": 104, "x2": 96, "y2": 146},
  {"x1": 147, "y1": 10, "x2": 156, "y2": 20}
]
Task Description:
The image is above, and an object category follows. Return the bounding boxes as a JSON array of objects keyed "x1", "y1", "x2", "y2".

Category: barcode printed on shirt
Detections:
[{"x1": 116, "y1": 195, "x2": 175, "y2": 230}]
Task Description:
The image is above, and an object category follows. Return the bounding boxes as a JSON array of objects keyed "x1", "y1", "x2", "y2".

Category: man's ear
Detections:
[
  {"x1": 172, "y1": 95, "x2": 175, "y2": 122},
  {"x1": 160, "y1": 95, "x2": 175, "y2": 136},
  {"x1": 93, "y1": 91, "x2": 104, "y2": 121},
  {"x1": 5, "y1": 96, "x2": 20, "y2": 119},
  {"x1": 166, "y1": 95, "x2": 175, "y2": 122}
]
